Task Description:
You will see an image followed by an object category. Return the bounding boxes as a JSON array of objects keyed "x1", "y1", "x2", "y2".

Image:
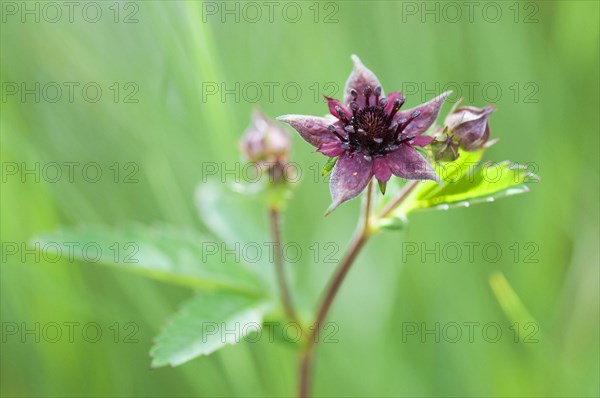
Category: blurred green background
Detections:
[{"x1": 1, "y1": 0, "x2": 599, "y2": 396}]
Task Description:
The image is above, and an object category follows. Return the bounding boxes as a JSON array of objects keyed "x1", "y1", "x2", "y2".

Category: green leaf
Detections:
[
  {"x1": 374, "y1": 148, "x2": 486, "y2": 227},
  {"x1": 195, "y1": 179, "x2": 279, "y2": 291},
  {"x1": 376, "y1": 140, "x2": 538, "y2": 221},
  {"x1": 31, "y1": 224, "x2": 265, "y2": 295},
  {"x1": 418, "y1": 147, "x2": 486, "y2": 199},
  {"x1": 261, "y1": 313, "x2": 305, "y2": 349},
  {"x1": 321, "y1": 156, "x2": 337, "y2": 176},
  {"x1": 150, "y1": 291, "x2": 270, "y2": 367},
  {"x1": 195, "y1": 179, "x2": 269, "y2": 247},
  {"x1": 410, "y1": 161, "x2": 539, "y2": 211}
]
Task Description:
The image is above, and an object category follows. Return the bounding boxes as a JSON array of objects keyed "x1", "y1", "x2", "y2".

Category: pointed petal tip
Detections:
[
  {"x1": 434, "y1": 90, "x2": 453, "y2": 104},
  {"x1": 276, "y1": 114, "x2": 340, "y2": 148},
  {"x1": 485, "y1": 103, "x2": 497, "y2": 114},
  {"x1": 324, "y1": 201, "x2": 340, "y2": 216},
  {"x1": 426, "y1": 168, "x2": 443, "y2": 186},
  {"x1": 485, "y1": 138, "x2": 500, "y2": 148},
  {"x1": 350, "y1": 54, "x2": 362, "y2": 65},
  {"x1": 276, "y1": 114, "x2": 312, "y2": 124},
  {"x1": 252, "y1": 107, "x2": 266, "y2": 117},
  {"x1": 275, "y1": 114, "x2": 293, "y2": 123},
  {"x1": 344, "y1": 55, "x2": 383, "y2": 105}
]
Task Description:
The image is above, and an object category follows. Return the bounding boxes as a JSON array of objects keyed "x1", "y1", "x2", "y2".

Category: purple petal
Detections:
[
  {"x1": 325, "y1": 96, "x2": 352, "y2": 120},
  {"x1": 458, "y1": 123, "x2": 491, "y2": 151},
  {"x1": 384, "y1": 144, "x2": 440, "y2": 183},
  {"x1": 410, "y1": 135, "x2": 435, "y2": 147},
  {"x1": 373, "y1": 157, "x2": 392, "y2": 183},
  {"x1": 317, "y1": 141, "x2": 345, "y2": 157},
  {"x1": 277, "y1": 115, "x2": 338, "y2": 148},
  {"x1": 326, "y1": 152, "x2": 374, "y2": 214},
  {"x1": 446, "y1": 105, "x2": 494, "y2": 128},
  {"x1": 344, "y1": 55, "x2": 384, "y2": 107},
  {"x1": 395, "y1": 91, "x2": 452, "y2": 136}
]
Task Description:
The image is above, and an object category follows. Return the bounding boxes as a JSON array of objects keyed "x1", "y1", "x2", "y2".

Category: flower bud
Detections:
[
  {"x1": 445, "y1": 100, "x2": 495, "y2": 151},
  {"x1": 240, "y1": 109, "x2": 291, "y2": 184},
  {"x1": 240, "y1": 109, "x2": 291, "y2": 163}
]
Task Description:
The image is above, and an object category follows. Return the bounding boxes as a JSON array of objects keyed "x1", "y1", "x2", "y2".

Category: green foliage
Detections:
[
  {"x1": 412, "y1": 147, "x2": 487, "y2": 205},
  {"x1": 30, "y1": 180, "x2": 294, "y2": 368},
  {"x1": 195, "y1": 179, "x2": 269, "y2": 247},
  {"x1": 31, "y1": 224, "x2": 265, "y2": 295},
  {"x1": 412, "y1": 161, "x2": 538, "y2": 211},
  {"x1": 378, "y1": 145, "x2": 539, "y2": 229},
  {"x1": 321, "y1": 156, "x2": 338, "y2": 176},
  {"x1": 151, "y1": 291, "x2": 270, "y2": 367},
  {"x1": 195, "y1": 179, "x2": 278, "y2": 286},
  {"x1": 32, "y1": 223, "x2": 281, "y2": 366}
]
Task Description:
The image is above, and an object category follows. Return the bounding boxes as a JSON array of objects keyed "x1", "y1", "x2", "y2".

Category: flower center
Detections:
[
  {"x1": 329, "y1": 86, "x2": 422, "y2": 158},
  {"x1": 354, "y1": 107, "x2": 389, "y2": 140}
]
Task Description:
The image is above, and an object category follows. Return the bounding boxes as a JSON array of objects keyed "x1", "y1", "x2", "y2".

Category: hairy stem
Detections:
[
  {"x1": 298, "y1": 181, "x2": 374, "y2": 397},
  {"x1": 269, "y1": 207, "x2": 299, "y2": 325}
]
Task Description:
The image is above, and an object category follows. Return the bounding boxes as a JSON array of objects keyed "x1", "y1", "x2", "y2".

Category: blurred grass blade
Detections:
[
  {"x1": 490, "y1": 271, "x2": 541, "y2": 343},
  {"x1": 490, "y1": 271, "x2": 537, "y2": 324}
]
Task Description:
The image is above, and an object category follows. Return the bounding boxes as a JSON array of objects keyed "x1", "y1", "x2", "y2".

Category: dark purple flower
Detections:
[
  {"x1": 445, "y1": 99, "x2": 495, "y2": 151},
  {"x1": 278, "y1": 55, "x2": 450, "y2": 213}
]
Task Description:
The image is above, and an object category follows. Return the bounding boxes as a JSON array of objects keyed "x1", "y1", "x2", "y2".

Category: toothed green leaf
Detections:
[
  {"x1": 151, "y1": 291, "x2": 270, "y2": 367},
  {"x1": 409, "y1": 161, "x2": 539, "y2": 212},
  {"x1": 31, "y1": 224, "x2": 265, "y2": 295}
]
